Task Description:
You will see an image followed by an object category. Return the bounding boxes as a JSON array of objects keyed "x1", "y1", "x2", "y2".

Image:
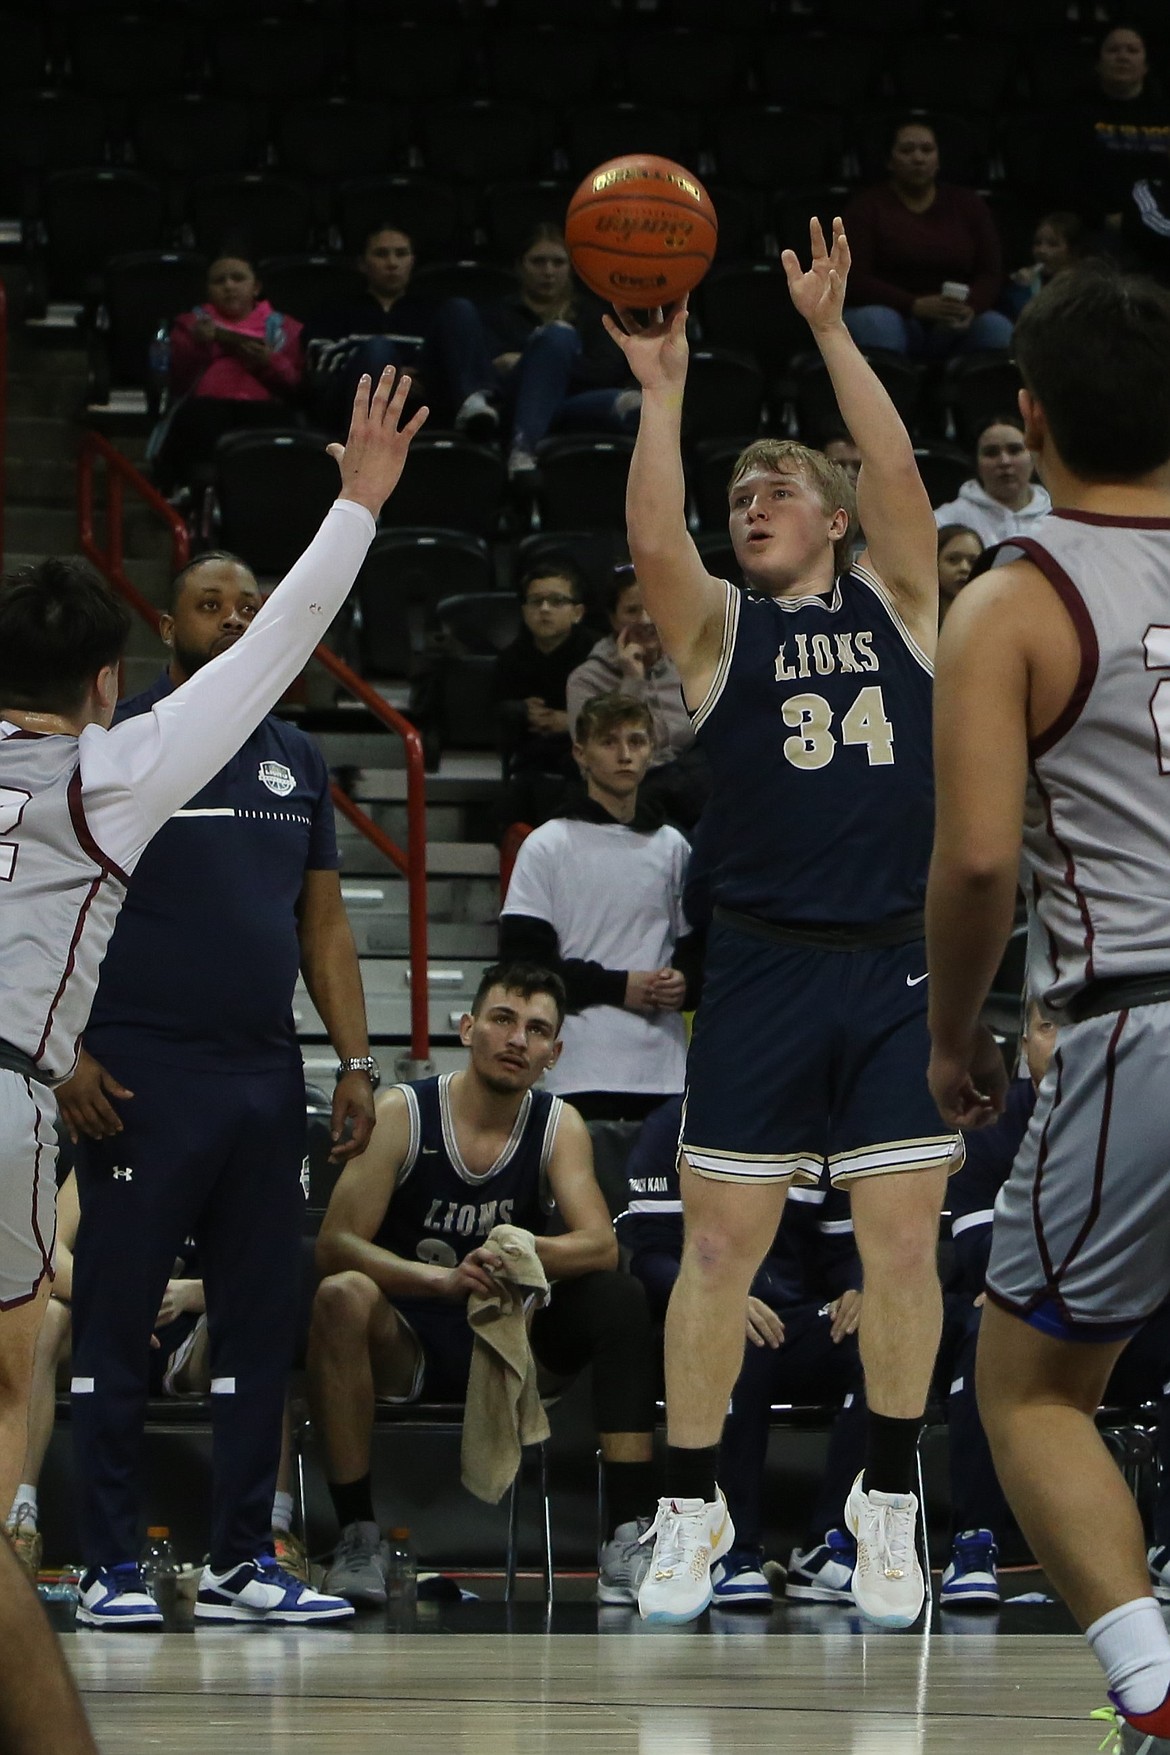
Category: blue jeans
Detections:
[{"x1": 844, "y1": 304, "x2": 1014, "y2": 357}]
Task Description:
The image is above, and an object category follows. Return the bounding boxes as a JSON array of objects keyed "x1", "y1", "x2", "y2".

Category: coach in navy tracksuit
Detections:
[{"x1": 61, "y1": 552, "x2": 377, "y2": 1619}]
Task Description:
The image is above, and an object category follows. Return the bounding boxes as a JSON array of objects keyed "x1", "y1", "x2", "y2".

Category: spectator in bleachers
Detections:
[
  {"x1": 1065, "y1": 25, "x2": 1170, "y2": 230},
  {"x1": 433, "y1": 225, "x2": 641, "y2": 479},
  {"x1": 567, "y1": 566, "x2": 709, "y2": 831},
  {"x1": 150, "y1": 253, "x2": 304, "y2": 494},
  {"x1": 620, "y1": 1095, "x2": 867, "y2": 1611},
  {"x1": 1006, "y1": 211, "x2": 1089, "y2": 315},
  {"x1": 930, "y1": 415, "x2": 1051, "y2": 545},
  {"x1": 819, "y1": 428, "x2": 862, "y2": 487},
  {"x1": 494, "y1": 559, "x2": 597, "y2": 830},
  {"x1": 499, "y1": 695, "x2": 700, "y2": 1122},
  {"x1": 936, "y1": 524, "x2": 984, "y2": 619},
  {"x1": 939, "y1": 999, "x2": 1170, "y2": 1609},
  {"x1": 843, "y1": 118, "x2": 1014, "y2": 358},
  {"x1": 308, "y1": 962, "x2": 659, "y2": 1610},
  {"x1": 56, "y1": 550, "x2": 374, "y2": 1628}
]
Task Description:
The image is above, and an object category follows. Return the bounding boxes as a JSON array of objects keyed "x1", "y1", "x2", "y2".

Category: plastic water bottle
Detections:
[
  {"x1": 147, "y1": 326, "x2": 171, "y2": 381},
  {"x1": 139, "y1": 1526, "x2": 179, "y2": 1603},
  {"x1": 386, "y1": 1527, "x2": 416, "y2": 1605}
]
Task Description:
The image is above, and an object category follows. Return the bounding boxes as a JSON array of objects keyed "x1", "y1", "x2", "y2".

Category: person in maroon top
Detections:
[{"x1": 842, "y1": 119, "x2": 1013, "y2": 358}]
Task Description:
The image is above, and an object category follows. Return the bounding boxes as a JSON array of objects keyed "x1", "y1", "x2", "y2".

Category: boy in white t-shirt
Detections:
[{"x1": 499, "y1": 693, "x2": 701, "y2": 1121}]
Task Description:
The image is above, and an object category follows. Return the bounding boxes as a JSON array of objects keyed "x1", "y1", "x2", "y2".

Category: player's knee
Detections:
[
  {"x1": 683, "y1": 1221, "x2": 760, "y2": 1284},
  {"x1": 311, "y1": 1271, "x2": 380, "y2": 1342}
]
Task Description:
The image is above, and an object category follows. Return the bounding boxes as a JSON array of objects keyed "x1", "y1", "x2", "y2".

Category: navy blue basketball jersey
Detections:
[
  {"x1": 375, "y1": 1073, "x2": 563, "y2": 1269},
  {"x1": 691, "y1": 566, "x2": 934, "y2": 925}
]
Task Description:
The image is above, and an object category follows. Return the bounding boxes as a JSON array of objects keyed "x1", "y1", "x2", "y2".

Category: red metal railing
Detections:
[
  {"x1": 77, "y1": 430, "x2": 430, "y2": 1063},
  {"x1": 0, "y1": 278, "x2": 8, "y2": 572},
  {"x1": 499, "y1": 821, "x2": 533, "y2": 904}
]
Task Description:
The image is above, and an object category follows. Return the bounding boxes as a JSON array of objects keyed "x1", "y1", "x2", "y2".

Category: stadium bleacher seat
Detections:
[
  {"x1": 256, "y1": 254, "x2": 364, "y2": 326},
  {"x1": 703, "y1": 185, "x2": 760, "y2": 261},
  {"x1": 695, "y1": 262, "x2": 807, "y2": 378},
  {"x1": 0, "y1": 11, "x2": 50, "y2": 89},
  {"x1": 939, "y1": 352, "x2": 1023, "y2": 450},
  {"x1": 773, "y1": 189, "x2": 856, "y2": 258},
  {"x1": 358, "y1": 528, "x2": 496, "y2": 633},
  {"x1": 88, "y1": 250, "x2": 207, "y2": 404},
  {"x1": 563, "y1": 105, "x2": 693, "y2": 183},
  {"x1": 625, "y1": 30, "x2": 749, "y2": 109},
  {"x1": 335, "y1": 175, "x2": 466, "y2": 261},
  {"x1": 210, "y1": 18, "x2": 332, "y2": 102},
  {"x1": 998, "y1": 110, "x2": 1077, "y2": 208},
  {"x1": 535, "y1": 435, "x2": 636, "y2": 533},
  {"x1": 715, "y1": 107, "x2": 845, "y2": 194},
  {"x1": 67, "y1": 11, "x2": 205, "y2": 99},
  {"x1": 817, "y1": 0, "x2": 931, "y2": 32},
  {"x1": 482, "y1": 182, "x2": 576, "y2": 261},
  {"x1": 212, "y1": 430, "x2": 339, "y2": 580},
  {"x1": 913, "y1": 443, "x2": 974, "y2": 510},
  {"x1": 36, "y1": 169, "x2": 167, "y2": 301},
  {"x1": 423, "y1": 103, "x2": 551, "y2": 187},
  {"x1": 792, "y1": 348, "x2": 922, "y2": 442},
  {"x1": 376, "y1": 436, "x2": 507, "y2": 540},
  {"x1": 682, "y1": 349, "x2": 765, "y2": 443},
  {"x1": 690, "y1": 437, "x2": 751, "y2": 532},
  {"x1": 760, "y1": 34, "x2": 876, "y2": 111},
  {"x1": 505, "y1": 0, "x2": 621, "y2": 23},
  {"x1": 275, "y1": 99, "x2": 410, "y2": 187},
  {"x1": 411, "y1": 261, "x2": 516, "y2": 307},
  {"x1": 130, "y1": 96, "x2": 258, "y2": 186},
  {"x1": 888, "y1": 35, "x2": 1020, "y2": 115},
  {"x1": 438, "y1": 654, "x2": 501, "y2": 752},
  {"x1": 1028, "y1": 36, "x2": 1099, "y2": 107},
  {"x1": 0, "y1": 90, "x2": 109, "y2": 222},
  {"x1": 436, "y1": 593, "x2": 523, "y2": 657},
  {"x1": 346, "y1": 22, "x2": 475, "y2": 102},
  {"x1": 486, "y1": 27, "x2": 609, "y2": 105},
  {"x1": 696, "y1": 530, "x2": 742, "y2": 585},
  {"x1": 184, "y1": 173, "x2": 317, "y2": 261}
]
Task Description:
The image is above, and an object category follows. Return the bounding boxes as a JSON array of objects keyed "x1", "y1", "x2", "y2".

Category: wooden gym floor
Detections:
[{"x1": 61, "y1": 1590, "x2": 1127, "y2": 1753}]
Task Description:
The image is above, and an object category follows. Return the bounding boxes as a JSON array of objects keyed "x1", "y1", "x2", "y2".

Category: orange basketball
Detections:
[{"x1": 565, "y1": 154, "x2": 718, "y2": 307}]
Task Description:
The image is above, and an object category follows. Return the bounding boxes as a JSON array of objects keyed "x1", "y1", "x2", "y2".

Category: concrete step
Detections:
[
  {"x1": 7, "y1": 415, "x2": 83, "y2": 464},
  {"x1": 301, "y1": 1042, "x2": 465, "y2": 1085},
  {"x1": 5, "y1": 505, "x2": 78, "y2": 553},
  {"x1": 294, "y1": 956, "x2": 493, "y2": 1043},
  {"x1": 6, "y1": 455, "x2": 77, "y2": 506}
]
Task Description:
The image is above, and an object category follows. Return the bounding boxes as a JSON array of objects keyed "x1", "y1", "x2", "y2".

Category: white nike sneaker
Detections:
[
  {"x1": 636, "y1": 1490, "x2": 734, "y2": 1624},
  {"x1": 845, "y1": 1471, "x2": 925, "y2": 1629}
]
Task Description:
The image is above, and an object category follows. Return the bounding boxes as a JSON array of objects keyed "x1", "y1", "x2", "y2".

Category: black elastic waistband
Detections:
[
  {"x1": 0, "y1": 1039, "x2": 49, "y2": 1086},
  {"x1": 1066, "y1": 974, "x2": 1170, "y2": 1023},
  {"x1": 714, "y1": 904, "x2": 925, "y2": 952}
]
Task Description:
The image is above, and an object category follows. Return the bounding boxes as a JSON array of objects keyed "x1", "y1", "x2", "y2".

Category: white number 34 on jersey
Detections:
[{"x1": 781, "y1": 684, "x2": 895, "y2": 771}]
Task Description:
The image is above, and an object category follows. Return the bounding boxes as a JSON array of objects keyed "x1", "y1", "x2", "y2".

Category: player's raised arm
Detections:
[
  {"x1": 602, "y1": 301, "x2": 728, "y2": 704},
  {"x1": 783, "y1": 219, "x2": 938, "y2": 638},
  {"x1": 84, "y1": 368, "x2": 428, "y2": 865}
]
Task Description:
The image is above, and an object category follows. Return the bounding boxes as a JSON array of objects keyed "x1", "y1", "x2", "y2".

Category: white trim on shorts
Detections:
[
  {"x1": 828, "y1": 1133, "x2": 964, "y2": 1184},
  {"x1": 681, "y1": 1142, "x2": 823, "y2": 1186},
  {"x1": 372, "y1": 1307, "x2": 427, "y2": 1405}
]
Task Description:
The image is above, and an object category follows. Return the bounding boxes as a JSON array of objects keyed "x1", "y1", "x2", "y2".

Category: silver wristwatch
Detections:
[{"x1": 337, "y1": 1055, "x2": 381, "y2": 1088}]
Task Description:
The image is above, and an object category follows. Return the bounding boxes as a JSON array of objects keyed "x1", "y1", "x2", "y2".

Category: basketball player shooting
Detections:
[
  {"x1": 926, "y1": 266, "x2": 1170, "y2": 1750},
  {"x1": 604, "y1": 217, "x2": 955, "y2": 1627}
]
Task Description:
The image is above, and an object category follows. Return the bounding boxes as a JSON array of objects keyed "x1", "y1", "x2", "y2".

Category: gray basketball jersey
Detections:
[
  {"x1": 989, "y1": 512, "x2": 1170, "y2": 1007},
  {"x1": 0, "y1": 728, "x2": 127, "y2": 1081}
]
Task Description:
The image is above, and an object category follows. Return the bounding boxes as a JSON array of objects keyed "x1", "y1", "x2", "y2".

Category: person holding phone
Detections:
[{"x1": 842, "y1": 118, "x2": 1013, "y2": 358}]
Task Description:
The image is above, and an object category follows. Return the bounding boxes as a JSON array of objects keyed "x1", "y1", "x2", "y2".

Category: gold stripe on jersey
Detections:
[
  {"x1": 852, "y1": 563, "x2": 934, "y2": 676},
  {"x1": 689, "y1": 580, "x2": 742, "y2": 733}
]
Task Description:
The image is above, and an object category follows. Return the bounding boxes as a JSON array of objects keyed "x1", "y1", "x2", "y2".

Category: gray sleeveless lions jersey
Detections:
[
  {"x1": 0, "y1": 499, "x2": 375, "y2": 1083},
  {"x1": 989, "y1": 511, "x2": 1170, "y2": 1009}
]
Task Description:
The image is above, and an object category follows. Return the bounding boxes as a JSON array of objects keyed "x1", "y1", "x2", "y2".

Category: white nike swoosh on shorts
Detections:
[{"x1": 906, "y1": 973, "x2": 928, "y2": 987}]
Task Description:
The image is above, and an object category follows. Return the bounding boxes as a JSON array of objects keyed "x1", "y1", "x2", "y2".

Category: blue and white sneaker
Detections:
[
  {"x1": 1149, "y1": 1545, "x2": 1170, "y2": 1605},
  {"x1": 77, "y1": 1563, "x2": 164, "y2": 1629},
  {"x1": 785, "y1": 1528, "x2": 857, "y2": 1604},
  {"x1": 940, "y1": 1529, "x2": 1000, "y2": 1609},
  {"x1": 711, "y1": 1545, "x2": 774, "y2": 1611},
  {"x1": 193, "y1": 1555, "x2": 355, "y2": 1624}
]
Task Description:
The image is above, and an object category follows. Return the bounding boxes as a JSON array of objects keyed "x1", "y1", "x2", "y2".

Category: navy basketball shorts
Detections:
[
  {"x1": 988, "y1": 1003, "x2": 1170, "y2": 1340},
  {"x1": 383, "y1": 1297, "x2": 475, "y2": 1404},
  {"x1": 681, "y1": 916, "x2": 961, "y2": 1187}
]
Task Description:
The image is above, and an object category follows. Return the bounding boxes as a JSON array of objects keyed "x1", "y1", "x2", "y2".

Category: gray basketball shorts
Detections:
[
  {"x1": 987, "y1": 1002, "x2": 1170, "y2": 1341},
  {"x1": 0, "y1": 1069, "x2": 58, "y2": 1308}
]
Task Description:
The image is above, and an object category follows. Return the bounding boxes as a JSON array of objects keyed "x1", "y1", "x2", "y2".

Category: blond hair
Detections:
[{"x1": 728, "y1": 439, "x2": 858, "y2": 572}]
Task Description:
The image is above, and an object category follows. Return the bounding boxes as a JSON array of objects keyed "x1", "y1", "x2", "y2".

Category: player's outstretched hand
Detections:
[
  {"x1": 928, "y1": 1023, "x2": 1008, "y2": 1130},
  {"x1": 329, "y1": 366, "x2": 429, "y2": 517},
  {"x1": 782, "y1": 216, "x2": 850, "y2": 334},
  {"x1": 602, "y1": 298, "x2": 689, "y2": 392}
]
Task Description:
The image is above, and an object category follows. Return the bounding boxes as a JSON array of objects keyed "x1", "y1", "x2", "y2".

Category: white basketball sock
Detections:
[
  {"x1": 8, "y1": 1484, "x2": 37, "y2": 1527},
  {"x1": 1087, "y1": 1596, "x2": 1170, "y2": 1715},
  {"x1": 271, "y1": 1490, "x2": 294, "y2": 1535}
]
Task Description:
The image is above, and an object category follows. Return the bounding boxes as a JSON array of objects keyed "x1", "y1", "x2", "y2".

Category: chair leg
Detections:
[
  {"x1": 595, "y1": 1446, "x2": 605, "y2": 1559},
  {"x1": 539, "y1": 1441, "x2": 554, "y2": 1610},
  {"x1": 916, "y1": 1441, "x2": 934, "y2": 1628},
  {"x1": 505, "y1": 1464, "x2": 521, "y2": 1604},
  {"x1": 293, "y1": 1418, "x2": 309, "y2": 1539}
]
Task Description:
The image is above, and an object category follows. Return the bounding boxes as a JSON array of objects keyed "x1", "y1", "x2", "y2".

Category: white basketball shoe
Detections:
[
  {"x1": 637, "y1": 1490, "x2": 734, "y2": 1624},
  {"x1": 845, "y1": 1471, "x2": 925, "y2": 1628}
]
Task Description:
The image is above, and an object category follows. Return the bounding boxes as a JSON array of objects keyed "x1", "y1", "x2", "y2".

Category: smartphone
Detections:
[{"x1": 941, "y1": 280, "x2": 970, "y2": 302}]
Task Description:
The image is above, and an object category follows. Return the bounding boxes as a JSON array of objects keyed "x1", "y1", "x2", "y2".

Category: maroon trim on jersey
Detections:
[
  {"x1": 1051, "y1": 509, "x2": 1170, "y2": 529},
  {"x1": 33, "y1": 874, "x2": 102, "y2": 1066},
  {"x1": 67, "y1": 767, "x2": 130, "y2": 887},
  {"x1": 0, "y1": 728, "x2": 51, "y2": 740},
  {"x1": 1032, "y1": 871, "x2": 1063, "y2": 991},
  {"x1": 1052, "y1": 1010, "x2": 1126, "y2": 1290},
  {"x1": 997, "y1": 538, "x2": 1100, "y2": 758},
  {"x1": 1031, "y1": 764, "x2": 1096, "y2": 981},
  {"x1": 1029, "y1": 1046, "x2": 1063, "y2": 1294},
  {"x1": 27, "y1": 1083, "x2": 54, "y2": 1283}
]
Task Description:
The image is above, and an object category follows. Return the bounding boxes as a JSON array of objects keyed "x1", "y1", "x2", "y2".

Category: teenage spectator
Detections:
[
  {"x1": 433, "y1": 225, "x2": 641, "y2": 478},
  {"x1": 150, "y1": 254, "x2": 304, "y2": 494},
  {"x1": 843, "y1": 119, "x2": 1014, "y2": 357},
  {"x1": 931, "y1": 416, "x2": 1052, "y2": 545},
  {"x1": 936, "y1": 524, "x2": 984, "y2": 619},
  {"x1": 620, "y1": 1095, "x2": 867, "y2": 1610},
  {"x1": 495, "y1": 560, "x2": 597, "y2": 830},
  {"x1": 940, "y1": 1000, "x2": 1170, "y2": 1609},
  {"x1": 567, "y1": 567, "x2": 709, "y2": 831},
  {"x1": 1006, "y1": 211, "x2": 1089, "y2": 315},
  {"x1": 308, "y1": 962, "x2": 658, "y2": 1610},
  {"x1": 500, "y1": 695, "x2": 699, "y2": 1122},
  {"x1": 59, "y1": 550, "x2": 378, "y2": 1629},
  {"x1": 820, "y1": 429, "x2": 861, "y2": 487},
  {"x1": 1065, "y1": 25, "x2": 1170, "y2": 228}
]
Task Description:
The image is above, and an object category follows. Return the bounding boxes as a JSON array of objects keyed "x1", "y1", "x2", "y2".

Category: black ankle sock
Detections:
[
  {"x1": 604, "y1": 1460, "x2": 656, "y2": 1536},
  {"x1": 328, "y1": 1473, "x2": 375, "y2": 1530},
  {"x1": 863, "y1": 1413, "x2": 922, "y2": 1497},
  {"x1": 665, "y1": 1444, "x2": 719, "y2": 1505}
]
